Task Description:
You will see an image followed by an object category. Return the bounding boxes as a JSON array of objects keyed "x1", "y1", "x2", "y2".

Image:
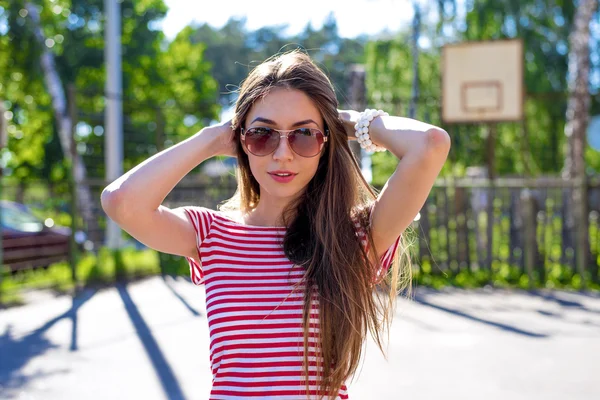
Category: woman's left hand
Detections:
[{"x1": 337, "y1": 109, "x2": 361, "y2": 140}]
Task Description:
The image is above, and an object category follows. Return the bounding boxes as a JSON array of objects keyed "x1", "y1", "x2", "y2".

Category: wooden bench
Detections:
[{"x1": 2, "y1": 231, "x2": 71, "y2": 273}]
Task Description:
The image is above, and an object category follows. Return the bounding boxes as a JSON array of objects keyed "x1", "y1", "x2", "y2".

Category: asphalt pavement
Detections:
[{"x1": 1, "y1": 276, "x2": 599, "y2": 400}]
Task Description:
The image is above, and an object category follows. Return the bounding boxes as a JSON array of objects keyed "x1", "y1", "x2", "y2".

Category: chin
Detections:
[
  {"x1": 261, "y1": 180, "x2": 307, "y2": 200},
  {"x1": 269, "y1": 186, "x2": 305, "y2": 200}
]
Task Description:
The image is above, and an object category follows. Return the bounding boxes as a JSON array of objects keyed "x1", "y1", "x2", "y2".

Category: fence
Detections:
[
  {"x1": 0, "y1": 175, "x2": 239, "y2": 306},
  {"x1": 421, "y1": 176, "x2": 600, "y2": 286},
  {"x1": 2, "y1": 172, "x2": 600, "y2": 306}
]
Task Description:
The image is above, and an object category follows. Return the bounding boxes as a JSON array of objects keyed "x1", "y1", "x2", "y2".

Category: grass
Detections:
[
  {"x1": 0, "y1": 247, "x2": 167, "y2": 308},
  {"x1": 409, "y1": 206, "x2": 600, "y2": 290},
  {"x1": 3, "y1": 222, "x2": 600, "y2": 308}
]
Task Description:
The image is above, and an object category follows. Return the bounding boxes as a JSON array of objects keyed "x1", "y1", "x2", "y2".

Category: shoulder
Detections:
[
  {"x1": 179, "y1": 206, "x2": 220, "y2": 236},
  {"x1": 217, "y1": 209, "x2": 244, "y2": 224},
  {"x1": 183, "y1": 206, "x2": 248, "y2": 227},
  {"x1": 181, "y1": 206, "x2": 217, "y2": 220}
]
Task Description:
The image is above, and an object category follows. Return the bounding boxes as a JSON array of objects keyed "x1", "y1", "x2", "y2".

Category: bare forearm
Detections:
[
  {"x1": 340, "y1": 110, "x2": 448, "y2": 159},
  {"x1": 101, "y1": 127, "x2": 222, "y2": 217},
  {"x1": 367, "y1": 116, "x2": 448, "y2": 159}
]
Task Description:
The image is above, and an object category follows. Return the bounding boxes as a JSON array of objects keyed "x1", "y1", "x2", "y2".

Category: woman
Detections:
[{"x1": 101, "y1": 49, "x2": 450, "y2": 399}]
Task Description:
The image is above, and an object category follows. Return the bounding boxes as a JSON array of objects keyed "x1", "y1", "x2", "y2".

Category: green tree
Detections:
[
  {"x1": 190, "y1": 13, "x2": 368, "y2": 107},
  {"x1": 365, "y1": 34, "x2": 447, "y2": 186},
  {"x1": 0, "y1": 0, "x2": 219, "y2": 183},
  {"x1": 365, "y1": 0, "x2": 600, "y2": 182},
  {"x1": 463, "y1": 0, "x2": 577, "y2": 175}
]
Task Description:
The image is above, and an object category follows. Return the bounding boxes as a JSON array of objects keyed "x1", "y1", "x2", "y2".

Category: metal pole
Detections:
[
  {"x1": 68, "y1": 85, "x2": 79, "y2": 290},
  {"x1": 0, "y1": 100, "x2": 5, "y2": 305},
  {"x1": 104, "y1": 0, "x2": 123, "y2": 249},
  {"x1": 486, "y1": 124, "x2": 496, "y2": 276},
  {"x1": 409, "y1": 2, "x2": 421, "y2": 119}
]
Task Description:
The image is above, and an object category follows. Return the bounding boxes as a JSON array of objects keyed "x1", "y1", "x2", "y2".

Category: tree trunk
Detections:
[
  {"x1": 25, "y1": 3, "x2": 100, "y2": 244},
  {"x1": 561, "y1": 0, "x2": 598, "y2": 286},
  {"x1": 347, "y1": 65, "x2": 366, "y2": 168}
]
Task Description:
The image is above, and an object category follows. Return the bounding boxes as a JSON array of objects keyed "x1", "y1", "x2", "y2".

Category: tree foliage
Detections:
[
  {"x1": 0, "y1": 0, "x2": 218, "y2": 181},
  {"x1": 1, "y1": 6, "x2": 370, "y2": 180},
  {"x1": 366, "y1": 0, "x2": 600, "y2": 186},
  {"x1": 190, "y1": 13, "x2": 369, "y2": 107},
  {"x1": 4, "y1": 1, "x2": 598, "y2": 185}
]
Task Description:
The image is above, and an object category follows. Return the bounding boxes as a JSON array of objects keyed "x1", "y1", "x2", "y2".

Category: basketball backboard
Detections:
[{"x1": 442, "y1": 39, "x2": 524, "y2": 123}]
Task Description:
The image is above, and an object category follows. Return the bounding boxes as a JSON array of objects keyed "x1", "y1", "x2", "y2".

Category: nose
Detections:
[{"x1": 272, "y1": 134, "x2": 294, "y2": 161}]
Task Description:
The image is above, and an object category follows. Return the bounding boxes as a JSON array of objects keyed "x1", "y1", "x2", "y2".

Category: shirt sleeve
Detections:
[
  {"x1": 353, "y1": 216, "x2": 402, "y2": 284},
  {"x1": 182, "y1": 206, "x2": 215, "y2": 286}
]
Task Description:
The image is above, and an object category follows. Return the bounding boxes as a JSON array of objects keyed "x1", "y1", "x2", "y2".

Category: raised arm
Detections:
[
  {"x1": 340, "y1": 110, "x2": 451, "y2": 258},
  {"x1": 100, "y1": 121, "x2": 236, "y2": 260}
]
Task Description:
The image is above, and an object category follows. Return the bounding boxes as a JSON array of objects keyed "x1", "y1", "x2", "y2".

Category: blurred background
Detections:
[{"x1": 1, "y1": 0, "x2": 599, "y2": 399}]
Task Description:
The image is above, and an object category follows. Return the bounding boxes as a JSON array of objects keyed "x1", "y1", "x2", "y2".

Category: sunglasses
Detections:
[{"x1": 241, "y1": 127, "x2": 328, "y2": 157}]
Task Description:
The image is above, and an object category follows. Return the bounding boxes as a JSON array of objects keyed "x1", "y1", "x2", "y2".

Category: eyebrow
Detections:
[{"x1": 250, "y1": 117, "x2": 319, "y2": 127}]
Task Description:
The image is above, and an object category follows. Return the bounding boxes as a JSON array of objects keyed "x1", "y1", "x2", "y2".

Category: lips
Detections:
[
  {"x1": 268, "y1": 170, "x2": 297, "y2": 183},
  {"x1": 268, "y1": 170, "x2": 297, "y2": 177}
]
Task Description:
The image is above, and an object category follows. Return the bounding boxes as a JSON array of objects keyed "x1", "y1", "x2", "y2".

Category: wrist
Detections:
[
  {"x1": 338, "y1": 109, "x2": 361, "y2": 138},
  {"x1": 198, "y1": 122, "x2": 235, "y2": 158},
  {"x1": 355, "y1": 109, "x2": 388, "y2": 152},
  {"x1": 190, "y1": 126, "x2": 222, "y2": 159}
]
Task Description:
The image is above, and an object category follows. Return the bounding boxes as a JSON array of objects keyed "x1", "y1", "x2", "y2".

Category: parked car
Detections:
[{"x1": 1, "y1": 200, "x2": 73, "y2": 273}]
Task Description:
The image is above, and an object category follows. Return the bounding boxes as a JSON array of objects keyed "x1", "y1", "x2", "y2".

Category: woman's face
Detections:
[{"x1": 242, "y1": 87, "x2": 326, "y2": 205}]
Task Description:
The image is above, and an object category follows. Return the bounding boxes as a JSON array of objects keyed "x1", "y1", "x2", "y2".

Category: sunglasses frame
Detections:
[{"x1": 240, "y1": 126, "x2": 329, "y2": 157}]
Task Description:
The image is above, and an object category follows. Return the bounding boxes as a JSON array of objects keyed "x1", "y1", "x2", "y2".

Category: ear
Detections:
[
  {"x1": 319, "y1": 145, "x2": 328, "y2": 159},
  {"x1": 237, "y1": 126, "x2": 249, "y2": 156},
  {"x1": 241, "y1": 139, "x2": 249, "y2": 156}
]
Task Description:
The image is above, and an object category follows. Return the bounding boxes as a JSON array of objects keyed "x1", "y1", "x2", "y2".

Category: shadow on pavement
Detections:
[
  {"x1": 161, "y1": 275, "x2": 202, "y2": 317},
  {"x1": 0, "y1": 288, "x2": 96, "y2": 398},
  {"x1": 116, "y1": 283, "x2": 187, "y2": 400},
  {"x1": 413, "y1": 293, "x2": 548, "y2": 338},
  {"x1": 527, "y1": 290, "x2": 600, "y2": 314}
]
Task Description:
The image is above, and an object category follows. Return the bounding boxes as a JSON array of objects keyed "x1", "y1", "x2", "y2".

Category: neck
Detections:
[{"x1": 246, "y1": 195, "x2": 298, "y2": 227}]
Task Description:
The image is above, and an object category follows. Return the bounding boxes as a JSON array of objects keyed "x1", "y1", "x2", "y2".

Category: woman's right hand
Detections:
[{"x1": 207, "y1": 119, "x2": 237, "y2": 158}]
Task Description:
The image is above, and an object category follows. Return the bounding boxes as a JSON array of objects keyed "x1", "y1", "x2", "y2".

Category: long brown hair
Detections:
[{"x1": 222, "y1": 49, "x2": 413, "y2": 399}]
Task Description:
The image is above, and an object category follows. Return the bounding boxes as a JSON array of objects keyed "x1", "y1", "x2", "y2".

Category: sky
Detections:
[{"x1": 161, "y1": 0, "x2": 420, "y2": 40}]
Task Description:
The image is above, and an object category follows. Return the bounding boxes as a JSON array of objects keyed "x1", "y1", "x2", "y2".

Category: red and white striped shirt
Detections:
[{"x1": 184, "y1": 207, "x2": 400, "y2": 400}]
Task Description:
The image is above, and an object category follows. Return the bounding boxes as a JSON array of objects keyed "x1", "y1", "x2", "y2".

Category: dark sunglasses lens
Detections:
[
  {"x1": 245, "y1": 128, "x2": 279, "y2": 155},
  {"x1": 289, "y1": 129, "x2": 324, "y2": 157}
]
